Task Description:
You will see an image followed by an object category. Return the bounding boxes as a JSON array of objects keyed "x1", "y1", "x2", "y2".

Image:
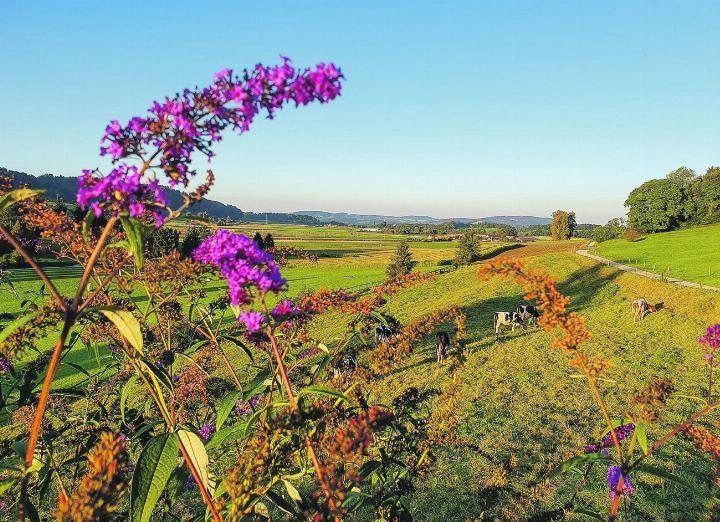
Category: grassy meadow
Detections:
[
  {"x1": 595, "y1": 224, "x2": 720, "y2": 286},
  {"x1": 3, "y1": 225, "x2": 720, "y2": 520}
]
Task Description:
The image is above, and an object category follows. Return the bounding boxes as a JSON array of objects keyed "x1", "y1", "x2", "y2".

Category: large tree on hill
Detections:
[
  {"x1": 386, "y1": 241, "x2": 416, "y2": 278},
  {"x1": 550, "y1": 210, "x2": 576, "y2": 240},
  {"x1": 454, "y1": 229, "x2": 480, "y2": 265},
  {"x1": 147, "y1": 227, "x2": 180, "y2": 258},
  {"x1": 625, "y1": 178, "x2": 685, "y2": 232}
]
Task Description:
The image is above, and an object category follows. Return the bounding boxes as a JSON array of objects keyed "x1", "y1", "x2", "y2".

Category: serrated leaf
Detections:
[
  {"x1": 178, "y1": 429, "x2": 215, "y2": 496},
  {"x1": 99, "y1": 307, "x2": 143, "y2": 354},
  {"x1": 297, "y1": 385, "x2": 350, "y2": 402},
  {"x1": 216, "y1": 391, "x2": 242, "y2": 431},
  {"x1": 121, "y1": 218, "x2": 147, "y2": 270},
  {"x1": 130, "y1": 432, "x2": 180, "y2": 522},
  {"x1": 0, "y1": 188, "x2": 44, "y2": 212}
]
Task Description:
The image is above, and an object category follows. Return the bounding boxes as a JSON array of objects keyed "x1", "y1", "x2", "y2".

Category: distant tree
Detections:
[
  {"x1": 386, "y1": 241, "x2": 416, "y2": 278},
  {"x1": 455, "y1": 229, "x2": 480, "y2": 265},
  {"x1": 264, "y1": 233, "x2": 275, "y2": 249},
  {"x1": 51, "y1": 199, "x2": 67, "y2": 215},
  {"x1": 592, "y1": 218, "x2": 626, "y2": 243},
  {"x1": 666, "y1": 166, "x2": 697, "y2": 189},
  {"x1": 253, "y1": 232, "x2": 265, "y2": 249},
  {"x1": 148, "y1": 227, "x2": 180, "y2": 258},
  {"x1": 625, "y1": 178, "x2": 684, "y2": 232},
  {"x1": 180, "y1": 225, "x2": 212, "y2": 257},
  {"x1": 550, "y1": 210, "x2": 576, "y2": 240}
]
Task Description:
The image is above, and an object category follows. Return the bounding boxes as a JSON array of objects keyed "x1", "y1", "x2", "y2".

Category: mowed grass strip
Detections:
[{"x1": 596, "y1": 224, "x2": 720, "y2": 286}]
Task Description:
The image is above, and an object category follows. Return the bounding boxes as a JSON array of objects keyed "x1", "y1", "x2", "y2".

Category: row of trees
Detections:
[{"x1": 626, "y1": 166, "x2": 720, "y2": 232}]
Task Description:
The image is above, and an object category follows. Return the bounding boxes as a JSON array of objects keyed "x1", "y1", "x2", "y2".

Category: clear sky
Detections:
[{"x1": 2, "y1": 1, "x2": 719, "y2": 224}]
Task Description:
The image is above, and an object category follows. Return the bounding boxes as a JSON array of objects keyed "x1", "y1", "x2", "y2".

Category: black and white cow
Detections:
[
  {"x1": 436, "y1": 331, "x2": 450, "y2": 364},
  {"x1": 516, "y1": 304, "x2": 540, "y2": 326},
  {"x1": 333, "y1": 354, "x2": 357, "y2": 378},
  {"x1": 375, "y1": 325, "x2": 394, "y2": 345},
  {"x1": 493, "y1": 311, "x2": 527, "y2": 334}
]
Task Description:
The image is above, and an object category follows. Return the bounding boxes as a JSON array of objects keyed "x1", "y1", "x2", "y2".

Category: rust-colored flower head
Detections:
[
  {"x1": 630, "y1": 378, "x2": 674, "y2": 423},
  {"x1": 55, "y1": 432, "x2": 130, "y2": 521}
]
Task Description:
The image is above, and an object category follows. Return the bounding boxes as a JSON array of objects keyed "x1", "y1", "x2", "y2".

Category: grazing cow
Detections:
[
  {"x1": 631, "y1": 299, "x2": 657, "y2": 321},
  {"x1": 375, "y1": 325, "x2": 394, "y2": 346},
  {"x1": 516, "y1": 304, "x2": 540, "y2": 326},
  {"x1": 494, "y1": 311, "x2": 527, "y2": 334},
  {"x1": 436, "y1": 331, "x2": 450, "y2": 364},
  {"x1": 333, "y1": 354, "x2": 357, "y2": 378}
]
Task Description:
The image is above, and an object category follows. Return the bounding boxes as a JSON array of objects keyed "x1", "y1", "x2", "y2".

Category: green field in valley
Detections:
[
  {"x1": 3, "y1": 225, "x2": 719, "y2": 519},
  {"x1": 595, "y1": 224, "x2": 720, "y2": 286}
]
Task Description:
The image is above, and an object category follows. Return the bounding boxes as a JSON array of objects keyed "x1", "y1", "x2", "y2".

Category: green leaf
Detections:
[
  {"x1": 178, "y1": 429, "x2": 215, "y2": 496},
  {"x1": 140, "y1": 357, "x2": 174, "y2": 392},
  {"x1": 0, "y1": 188, "x2": 44, "y2": 212},
  {"x1": 130, "y1": 432, "x2": 180, "y2": 522},
  {"x1": 223, "y1": 336, "x2": 255, "y2": 362},
  {"x1": 636, "y1": 423, "x2": 648, "y2": 455},
  {"x1": 216, "y1": 391, "x2": 242, "y2": 431},
  {"x1": 99, "y1": 307, "x2": 143, "y2": 354},
  {"x1": 60, "y1": 361, "x2": 90, "y2": 377},
  {"x1": 572, "y1": 507, "x2": 604, "y2": 520},
  {"x1": 636, "y1": 464, "x2": 693, "y2": 489},
  {"x1": 265, "y1": 490, "x2": 297, "y2": 516},
  {"x1": 120, "y1": 376, "x2": 138, "y2": 426},
  {"x1": 283, "y1": 479, "x2": 302, "y2": 503},
  {"x1": 297, "y1": 385, "x2": 350, "y2": 402},
  {"x1": 121, "y1": 217, "x2": 147, "y2": 270},
  {"x1": 552, "y1": 452, "x2": 606, "y2": 477}
]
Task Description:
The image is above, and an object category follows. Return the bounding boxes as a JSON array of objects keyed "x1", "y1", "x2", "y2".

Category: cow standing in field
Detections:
[
  {"x1": 632, "y1": 299, "x2": 657, "y2": 321},
  {"x1": 375, "y1": 325, "x2": 394, "y2": 346},
  {"x1": 516, "y1": 304, "x2": 540, "y2": 326},
  {"x1": 333, "y1": 354, "x2": 357, "y2": 378},
  {"x1": 494, "y1": 311, "x2": 527, "y2": 334},
  {"x1": 436, "y1": 331, "x2": 450, "y2": 364}
]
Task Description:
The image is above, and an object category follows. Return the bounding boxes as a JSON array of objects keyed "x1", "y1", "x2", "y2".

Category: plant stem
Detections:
[
  {"x1": 19, "y1": 316, "x2": 73, "y2": 521},
  {"x1": 72, "y1": 216, "x2": 118, "y2": 308},
  {"x1": 178, "y1": 436, "x2": 223, "y2": 522},
  {"x1": 0, "y1": 223, "x2": 67, "y2": 312}
]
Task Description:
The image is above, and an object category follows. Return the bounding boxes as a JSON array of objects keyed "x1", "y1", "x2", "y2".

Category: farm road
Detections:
[{"x1": 576, "y1": 249, "x2": 720, "y2": 293}]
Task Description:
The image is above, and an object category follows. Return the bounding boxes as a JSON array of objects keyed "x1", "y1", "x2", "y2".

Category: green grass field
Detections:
[
  {"x1": 595, "y1": 224, "x2": 720, "y2": 286},
  {"x1": 3, "y1": 225, "x2": 720, "y2": 519}
]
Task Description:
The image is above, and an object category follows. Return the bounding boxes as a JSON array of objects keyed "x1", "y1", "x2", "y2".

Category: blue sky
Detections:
[{"x1": 1, "y1": 1, "x2": 719, "y2": 223}]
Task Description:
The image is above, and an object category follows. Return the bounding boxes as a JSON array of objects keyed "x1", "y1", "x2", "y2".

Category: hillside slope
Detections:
[
  {"x1": 595, "y1": 224, "x2": 720, "y2": 286},
  {"x1": 298, "y1": 250, "x2": 719, "y2": 520}
]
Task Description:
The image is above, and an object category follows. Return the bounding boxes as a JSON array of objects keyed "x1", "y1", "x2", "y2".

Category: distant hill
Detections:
[
  {"x1": 477, "y1": 216, "x2": 552, "y2": 226},
  {"x1": 0, "y1": 168, "x2": 321, "y2": 225},
  {"x1": 297, "y1": 211, "x2": 551, "y2": 227}
]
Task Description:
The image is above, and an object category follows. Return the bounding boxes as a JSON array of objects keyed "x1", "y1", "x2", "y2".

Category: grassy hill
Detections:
[
  {"x1": 595, "y1": 224, "x2": 720, "y2": 286},
  {"x1": 2, "y1": 227, "x2": 718, "y2": 519}
]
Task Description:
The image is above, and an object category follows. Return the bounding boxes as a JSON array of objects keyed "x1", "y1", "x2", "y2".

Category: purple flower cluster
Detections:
[
  {"x1": 77, "y1": 165, "x2": 167, "y2": 223},
  {"x1": 585, "y1": 423, "x2": 635, "y2": 454},
  {"x1": 194, "y1": 230, "x2": 286, "y2": 330},
  {"x1": 298, "y1": 347, "x2": 322, "y2": 360},
  {"x1": 17, "y1": 238, "x2": 51, "y2": 254},
  {"x1": 199, "y1": 422, "x2": 215, "y2": 442},
  {"x1": 78, "y1": 58, "x2": 343, "y2": 223},
  {"x1": 607, "y1": 466, "x2": 635, "y2": 500},
  {"x1": 235, "y1": 395, "x2": 260, "y2": 416},
  {"x1": 0, "y1": 354, "x2": 12, "y2": 374}
]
